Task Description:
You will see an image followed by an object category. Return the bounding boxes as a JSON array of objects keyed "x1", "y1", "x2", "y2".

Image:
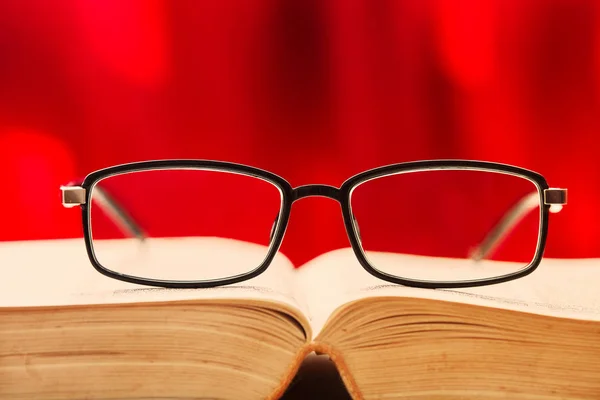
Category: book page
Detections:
[
  {"x1": 295, "y1": 248, "x2": 600, "y2": 337},
  {"x1": 0, "y1": 238, "x2": 308, "y2": 320}
]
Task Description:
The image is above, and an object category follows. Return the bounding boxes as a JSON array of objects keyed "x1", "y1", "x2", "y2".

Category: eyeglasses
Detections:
[{"x1": 61, "y1": 160, "x2": 567, "y2": 289}]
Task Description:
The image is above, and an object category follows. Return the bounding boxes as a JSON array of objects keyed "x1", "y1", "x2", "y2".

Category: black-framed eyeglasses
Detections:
[{"x1": 61, "y1": 159, "x2": 567, "y2": 289}]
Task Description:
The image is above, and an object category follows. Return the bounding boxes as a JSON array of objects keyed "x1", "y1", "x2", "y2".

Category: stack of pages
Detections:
[{"x1": 1, "y1": 238, "x2": 599, "y2": 399}]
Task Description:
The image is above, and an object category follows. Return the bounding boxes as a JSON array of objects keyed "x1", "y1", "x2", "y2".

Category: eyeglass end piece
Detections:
[
  {"x1": 61, "y1": 186, "x2": 86, "y2": 208},
  {"x1": 544, "y1": 188, "x2": 567, "y2": 206}
]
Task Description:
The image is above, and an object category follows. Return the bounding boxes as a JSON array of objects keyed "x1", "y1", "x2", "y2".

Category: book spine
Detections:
[{"x1": 267, "y1": 342, "x2": 363, "y2": 400}]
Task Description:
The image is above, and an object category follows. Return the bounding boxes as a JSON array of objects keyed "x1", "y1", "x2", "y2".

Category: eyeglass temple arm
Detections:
[
  {"x1": 469, "y1": 188, "x2": 567, "y2": 262},
  {"x1": 61, "y1": 185, "x2": 146, "y2": 240}
]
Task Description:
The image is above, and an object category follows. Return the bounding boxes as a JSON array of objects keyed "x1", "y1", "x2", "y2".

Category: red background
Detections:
[{"x1": 0, "y1": 0, "x2": 598, "y2": 266}]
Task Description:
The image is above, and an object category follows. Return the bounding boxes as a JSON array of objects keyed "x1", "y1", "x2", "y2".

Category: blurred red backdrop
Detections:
[{"x1": 0, "y1": 0, "x2": 598, "y2": 266}]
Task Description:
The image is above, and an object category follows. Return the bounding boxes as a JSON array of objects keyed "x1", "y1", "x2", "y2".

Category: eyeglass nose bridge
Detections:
[{"x1": 291, "y1": 184, "x2": 341, "y2": 202}]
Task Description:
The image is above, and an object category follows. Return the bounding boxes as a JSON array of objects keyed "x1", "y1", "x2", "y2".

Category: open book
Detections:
[{"x1": 1, "y1": 238, "x2": 599, "y2": 400}]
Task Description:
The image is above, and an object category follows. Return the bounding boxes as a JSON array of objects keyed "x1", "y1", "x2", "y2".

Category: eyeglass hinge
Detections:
[
  {"x1": 543, "y1": 188, "x2": 567, "y2": 206},
  {"x1": 61, "y1": 186, "x2": 86, "y2": 208}
]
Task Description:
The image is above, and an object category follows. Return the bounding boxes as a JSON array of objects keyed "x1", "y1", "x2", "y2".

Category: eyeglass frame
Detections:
[{"x1": 61, "y1": 159, "x2": 567, "y2": 290}]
